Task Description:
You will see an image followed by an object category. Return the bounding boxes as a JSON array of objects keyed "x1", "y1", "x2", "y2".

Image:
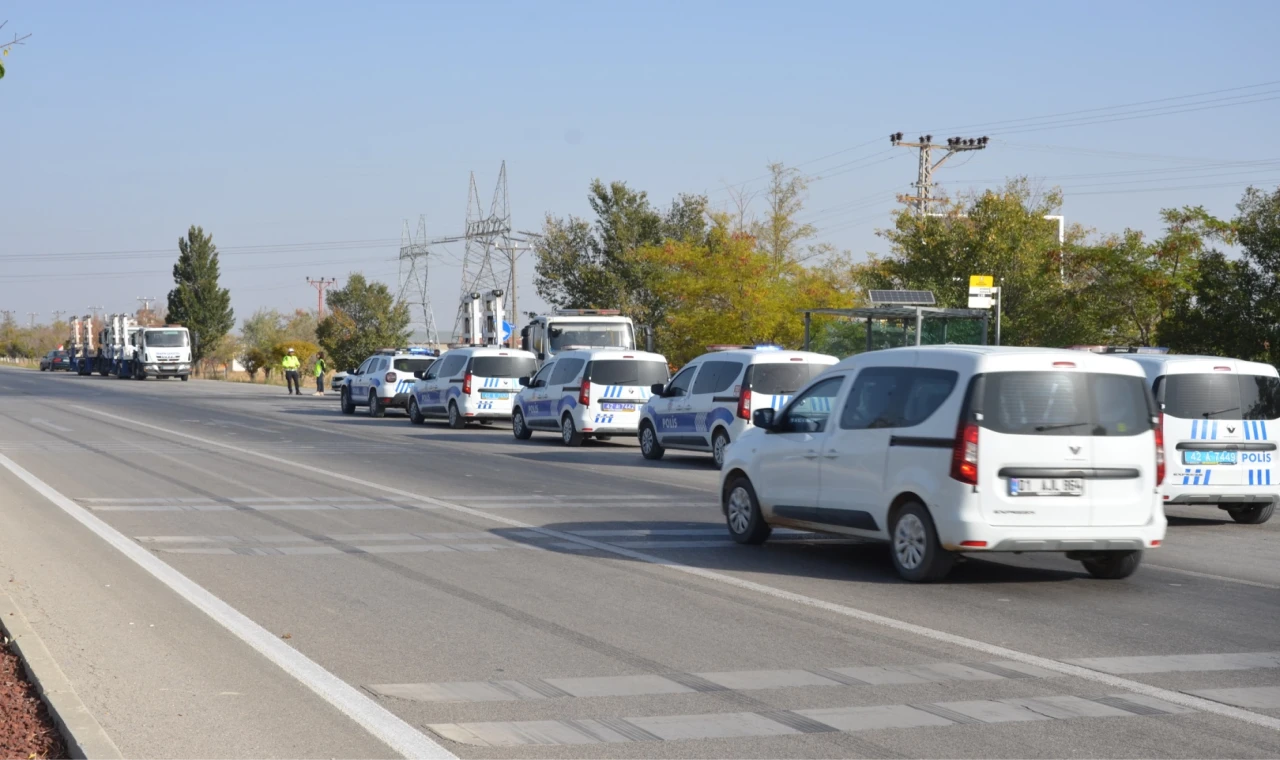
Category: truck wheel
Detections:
[
  {"x1": 890, "y1": 502, "x2": 955, "y2": 583},
  {"x1": 340, "y1": 389, "x2": 354, "y2": 415},
  {"x1": 712, "y1": 429, "x2": 731, "y2": 468},
  {"x1": 512, "y1": 409, "x2": 532, "y2": 440},
  {"x1": 724, "y1": 475, "x2": 771, "y2": 545},
  {"x1": 1229, "y1": 503, "x2": 1275, "y2": 524},
  {"x1": 639, "y1": 422, "x2": 665, "y2": 460},
  {"x1": 408, "y1": 398, "x2": 425, "y2": 425},
  {"x1": 368, "y1": 391, "x2": 385, "y2": 418},
  {"x1": 561, "y1": 415, "x2": 584, "y2": 447},
  {"x1": 180, "y1": 375, "x2": 189, "y2": 382},
  {"x1": 1081, "y1": 550, "x2": 1143, "y2": 579},
  {"x1": 447, "y1": 402, "x2": 465, "y2": 429}
]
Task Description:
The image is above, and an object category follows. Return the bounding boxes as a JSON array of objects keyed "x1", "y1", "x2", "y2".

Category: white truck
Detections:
[
  {"x1": 519, "y1": 309, "x2": 651, "y2": 368},
  {"x1": 68, "y1": 314, "x2": 192, "y2": 380}
]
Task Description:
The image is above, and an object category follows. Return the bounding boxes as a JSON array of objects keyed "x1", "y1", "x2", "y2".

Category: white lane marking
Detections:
[
  {"x1": 1146, "y1": 564, "x2": 1280, "y2": 591},
  {"x1": 72, "y1": 405, "x2": 1280, "y2": 733},
  {"x1": 30, "y1": 417, "x2": 73, "y2": 432},
  {"x1": 0, "y1": 453, "x2": 453, "y2": 760}
]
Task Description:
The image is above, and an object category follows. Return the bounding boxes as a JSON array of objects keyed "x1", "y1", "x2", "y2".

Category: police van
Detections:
[
  {"x1": 639, "y1": 346, "x2": 839, "y2": 467},
  {"x1": 409, "y1": 346, "x2": 538, "y2": 429},
  {"x1": 340, "y1": 348, "x2": 437, "y2": 417},
  {"x1": 1122, "y1": 354, "x2": 1279, "y2": 524},
  {"x1": 512, "y1": 348, "x2": 669, "y2": 446}
]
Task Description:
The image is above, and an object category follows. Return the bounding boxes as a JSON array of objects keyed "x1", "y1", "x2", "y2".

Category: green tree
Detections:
[
  {"x1": 751, "y1": 163, "x2": 824, "y2": 262},
  {"x1": 271, "y1": 340, "x2": 319, "y2": 372},
  {"x1": 636, "y1": 214, "x2": 850, "y2": 365},
  {"x1": 167, "y1": 225, "x2": 234, "y2": 364},
  {"x1": 241, "y1": 308, "x2": 285, "y2": 355},
  {"x1": 533, "y1": 180, "x2": 707, "y2": 330},
  {"x1": 242, "y1": 347, "x2": 269, "y2": 382},
  {"x1": 316, "y1": 274, "x2": 410, "y2": 372},
  {"x1": 1161, "y1": 186, "x2": 1280, "y2": 363}
]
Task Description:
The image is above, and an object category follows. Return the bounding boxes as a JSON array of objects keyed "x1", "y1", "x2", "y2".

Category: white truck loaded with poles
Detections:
[
  {"x1": 67, "y1": 314, "x2": 193, "y2": 380},
  {"x1": 519, "y1": 308, "x2": 653, "y2": 367}
]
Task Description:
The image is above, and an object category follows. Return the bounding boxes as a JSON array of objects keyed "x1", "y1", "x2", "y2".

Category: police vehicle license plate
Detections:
[
  {"x1": 602, "y1": 403, "x2": 636, "y2": 411},
  {"x1": 1182, "y1": 450, "x2": 1238, "y2": 465},
  {"x1": 480, "y1": 391, "x2": 507, "y2": 399},
  {"x1": 1009, "y1": 478, "x2": 1084, "y2": 497}
]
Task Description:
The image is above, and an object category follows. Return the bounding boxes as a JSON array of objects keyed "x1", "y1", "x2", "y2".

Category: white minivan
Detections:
[
  {"x1": 409, "y1": 347, "x2": 538, "y2": 429},
  {"x1": 1122, "y1": 354, "x2": 1279, "y2": 525},
  {"x1": 512, "y1": 348, "x2": 669, "y2": 446},
  {"x1": 720, "y1": 346, "x2": 1166, "y2": 582},
  {"x1": 638, "y1": 346, "x2": 838, "y2": 467}
]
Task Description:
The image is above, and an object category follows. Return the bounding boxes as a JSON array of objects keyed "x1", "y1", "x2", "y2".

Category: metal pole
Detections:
[
  {"x1": 995, "y1": 287, "x2": 1002, "y2": 346},
  {"x1": 865, "y1": 317, "x2": 873, "y2": 353},
  {"x1": 914, "y1": 308, "x2": 923, "y2": 346},
  {"x1": 803, "y1": 312, "x2": 811, "y2": 351},
  {"x1": 981, "y1": 313, "x2": 989, "y2": 345}
]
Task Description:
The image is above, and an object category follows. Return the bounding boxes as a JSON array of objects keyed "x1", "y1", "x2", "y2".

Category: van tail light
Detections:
[
  {"x1": 580, "y1": 379, "x2": 591, "y2": 406},
  {"x1": 737, "y1": 389, "x2": 751, "y2": 420},
  {"x1": 463, "y1": 372, "x2": 473, "y2": 395},
  {"x1": 1155, "y1": 413, "x2": 1166, "y2": 485},
  {"x1": 384, "y1": 371, "x2": 397, "y2": 383},
  {"x1": 950, "y1": 421, "x2": 979, "y2": 485}
]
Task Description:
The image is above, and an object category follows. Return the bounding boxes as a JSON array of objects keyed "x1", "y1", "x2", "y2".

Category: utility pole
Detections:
[
  {"x1": 306, "y1": 277, "x2": 337, "y2": 319},
  {"x1": 0, "y1": 310, "x2": 13, "y2": 325},
  {"x1": 890, "y1": 132, "x2": 989, "y2": 215},
  {"x1": 88, "y1": 305, "x2": 104, "y2": 322},
  {"x1": 27, "y1": 312, "x2": 38, "y2": 327},
  {"x1": 136, "y1": 296, "x2": 155, "y2": 325},
  {"x1": 52, "y1": 310, "x2": 66, "y2": 323}
]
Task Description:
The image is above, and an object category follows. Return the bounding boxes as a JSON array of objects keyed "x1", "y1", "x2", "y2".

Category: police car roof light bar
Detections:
[{"x1": 554, "y1": 309, "x2": 621, "y2": 316}]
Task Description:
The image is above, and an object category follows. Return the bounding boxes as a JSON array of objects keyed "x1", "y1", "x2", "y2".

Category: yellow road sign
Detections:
[{"x1": 969, "y1": 275, "x2": 993, "y2": 289}]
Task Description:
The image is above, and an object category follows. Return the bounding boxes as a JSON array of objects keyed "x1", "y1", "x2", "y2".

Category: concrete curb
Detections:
[{"x1": 0, "y1": 590, "x2": 123, "y2": 760}]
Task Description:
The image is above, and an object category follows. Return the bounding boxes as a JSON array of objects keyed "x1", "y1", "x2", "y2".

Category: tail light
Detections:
[
  {"x1": 1155, "y1": 413, "x2": 1165, "y2": 485},
  {"x1": 737, "y1": 388, "x2": 751, "y2": 420},
  {"x1": 384, "y1": 371, "x2": 397, "y2": 383},
  {"x1": 950, "y1": 421, "x2": 979, "y2": 485},
  {"x1": 579, "y1": 379, "x2": 591, "y2": 406},
  {"x1": 463, "y1": 372, "x2": 473, "y2": 395}
]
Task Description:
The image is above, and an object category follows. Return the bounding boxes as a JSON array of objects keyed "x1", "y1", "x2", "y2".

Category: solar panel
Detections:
[{"x1": 867, "y1": 289, "x2": 936, "y2": 306}]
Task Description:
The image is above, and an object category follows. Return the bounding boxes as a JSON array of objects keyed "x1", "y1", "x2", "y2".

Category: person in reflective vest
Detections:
[
  {"x1": 282, "y1": 348, "x2": 301, "y2": 395},
  {"x1": 313, "y1": 351, "x2": 327, "y2": 396}
]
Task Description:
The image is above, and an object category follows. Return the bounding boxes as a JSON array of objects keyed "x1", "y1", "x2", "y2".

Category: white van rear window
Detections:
[
  {"x1": 1158, "y1": 373, "x2": 1280, "y2": 420},
  {"x1": 976, "y1": 372, "x2": 1153, "y2": 437}
]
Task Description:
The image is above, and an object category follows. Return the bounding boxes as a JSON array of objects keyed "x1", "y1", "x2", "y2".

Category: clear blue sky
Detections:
[{"x1": 3, "y1": 0, "x2": 1278, "y2": 336}]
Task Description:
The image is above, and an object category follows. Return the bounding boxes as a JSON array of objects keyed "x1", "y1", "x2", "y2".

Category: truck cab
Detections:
[
  {"x1": 520, "y1": 309, "x2": 638, "y2": 368},
  {"x1": 131, "y1": 326, "x2": 194, "y2": 380}
]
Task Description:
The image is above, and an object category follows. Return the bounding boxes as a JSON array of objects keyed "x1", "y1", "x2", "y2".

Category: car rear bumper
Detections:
[
  {"x1": 933, "y1": 508, "x2": 1166, "y2": 552},
  {"x1": 1164, "y1": 488, "x2": 1278, "y2": 506}
]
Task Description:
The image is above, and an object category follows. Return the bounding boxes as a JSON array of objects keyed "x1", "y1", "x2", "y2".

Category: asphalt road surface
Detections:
[{"x1": 2, "y1": 366, "x2": 1279, "y2": 758}]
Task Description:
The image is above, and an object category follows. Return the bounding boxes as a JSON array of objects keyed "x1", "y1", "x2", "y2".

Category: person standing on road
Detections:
[
  {"x1": 282, "y1": 347, "x2": 301, "y2": 395},
  {"x1": 313, "y1": 351, "x2": 327, "y2": 396}
]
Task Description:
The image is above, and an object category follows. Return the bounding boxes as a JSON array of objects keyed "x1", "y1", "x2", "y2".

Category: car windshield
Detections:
[
  {"x1": 470, "y1": 356, "x2": 538, "y2": 378},
  {"x1": 747, "y1": 363, "x2": 829, "y2": 394},
  {"x1": 1159, "y1": 373, "x2": 1280, "y2": 420},
  {"x1": 978, "y1": 371, "x2": 1154, "y2": 437},
  {"x1": 145, "y1": 330, "x2": 188, "y2": 348},
  {"x1": 587, "y1": 360, "x2": 669, "y2": 387},
  {"x1": 548, "y1": 322, "x2": 634, "y2": 351},
  {"x1": 393, "y1": 358, "x2": 435, "y2": 373}
]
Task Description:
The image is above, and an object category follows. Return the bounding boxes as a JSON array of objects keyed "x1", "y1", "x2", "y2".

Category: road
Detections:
[{"x1": 1, "y1": 365, "x2": 1279, "y2": 758}]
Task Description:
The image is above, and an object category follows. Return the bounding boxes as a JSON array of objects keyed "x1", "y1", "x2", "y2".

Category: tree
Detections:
[
  {"x1": 167, "y1": 225, "x2": 234, "y2": 364},
  {"x1": 1161, "y1": 186, "x2": 1280, "y2": 363},
  {"x1": 533, "y1": 180, "x2": 707, "y2": 330},
  {"x1": 242, "y1": 347, "x2": 269, "y2": 382},
  {"x1": 750, "y1": 163, "x2": 821, "y2": 262},
  {"x1": 635, "y1": 214, "x2": 849, "y2": 365},
  {"x1": 0, "y1": 22, "x2": 31, "y2": 81},
  {"x1": 316, "y1": 273, "x2": 410, "y2": 371},
  {"x1": 271, "y1": 340, "x2": 319, "y2": 373}
]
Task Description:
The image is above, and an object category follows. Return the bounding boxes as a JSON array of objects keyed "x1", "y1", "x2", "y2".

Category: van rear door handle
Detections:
[
  {"x1": 822, "y1": 452, "x2": 839, "y2": 459},
  {"x1": 802, "y1": 450, "x2": 820, "y2": 459}
]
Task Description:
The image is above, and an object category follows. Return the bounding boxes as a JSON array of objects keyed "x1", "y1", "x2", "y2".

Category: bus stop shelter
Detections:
[{"x1": 801, "y1": 305, "x2": 991, "y2": 352}]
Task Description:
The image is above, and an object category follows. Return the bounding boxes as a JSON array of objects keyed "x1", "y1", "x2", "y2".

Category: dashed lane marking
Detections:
[
  {"x1": 428, "y1": 693, "x2": 1193, "y2": 747},
  {"x1": 369, "y1": 659, "x2": 1058, "y2": 704},
  {"x1": 70, "y1": 405, "x2": 1280, "y2": 733}
]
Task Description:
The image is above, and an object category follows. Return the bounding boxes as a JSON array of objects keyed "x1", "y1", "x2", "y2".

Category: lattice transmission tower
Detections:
[
  {"x1": 398, "y1": 215, "x2": 440, "y2": 345},
  {"x1": 454, "y1": 162, "x2": 517, "y2": 338}
]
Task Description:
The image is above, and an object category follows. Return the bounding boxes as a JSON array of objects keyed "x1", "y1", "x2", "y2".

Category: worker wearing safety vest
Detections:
[
  {"x1": 313, "y1": 351, "x2": 327, "y2": 396},
  {"x1": 282, "y1": 347, "x2": 302, "y2": 396}
]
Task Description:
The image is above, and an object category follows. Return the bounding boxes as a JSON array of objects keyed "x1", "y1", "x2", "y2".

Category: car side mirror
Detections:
[
  {"x1": 518, "y1": 376, "x2": 530, "y2": 387},
  {"x1": 753, "y1": 408, "x2": 777, "y2": 430},
  {"x1": 414, "y1": 370, "x2": 427, "y2": 380},
  {"x1": 650, "y1": 383, "x2": 665, "y2": 395}
]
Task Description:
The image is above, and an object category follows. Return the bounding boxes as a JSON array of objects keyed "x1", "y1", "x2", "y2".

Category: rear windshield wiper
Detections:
[
  {"x1": 1202, "y1": 406, "x2": 1240, "y2": 418},
  {"x1": 1035, "y1": 421, "x2": 1089, "y2": 432}
]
